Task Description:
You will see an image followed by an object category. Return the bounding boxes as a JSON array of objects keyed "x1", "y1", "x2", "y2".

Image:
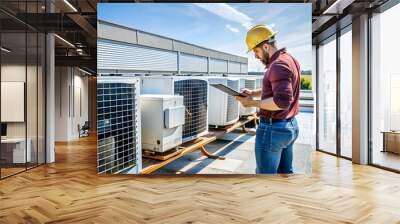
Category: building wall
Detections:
[
  {"x1": 180, "y1": 53, "x2": 208, "y2": 73},
  {"x1": 55, "y1": 67, "x2": 89, "y2": 141},
  {"x1": 97, "y1": 39, "x2": 178, "y2": 73},
  {"x1": 97, "y1": 20, "x2": 248, "y2": 75}
]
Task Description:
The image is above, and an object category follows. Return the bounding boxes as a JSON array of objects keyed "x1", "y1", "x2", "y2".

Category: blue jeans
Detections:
[{"x1": 255, "y1": 118, "x2": 299, "y2": 174}]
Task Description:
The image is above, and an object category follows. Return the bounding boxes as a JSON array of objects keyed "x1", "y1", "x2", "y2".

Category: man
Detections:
[{"x1": 236, "y1": 24, "x2": 300, "y2": 174}]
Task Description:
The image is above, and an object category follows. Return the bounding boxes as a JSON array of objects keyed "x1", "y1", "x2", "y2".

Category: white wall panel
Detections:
[
  {"x1": 137, "y1": 32, "x2": 173, "y2": 50},
  {"x1": 98, "y1": 39, "x2": 178, "y2": 72},
  {"x1": 173, "y1": 41, "x2": 194, "y2": 54},
  {"x1": 98, "y1": 22, "x2": 137, "y2": 45},
  {"x1": 228, "y1": 61, "x2": 241, "y2": 74},
  {"x1": 180, "y1": 53, "x2": 207, "y2": 73},
  {"x1": 240, "y1": 63, "x2": 248, "y2": 74},
  {"x1": 209, "y1": 58, "x2": 228, "y2": 73}
]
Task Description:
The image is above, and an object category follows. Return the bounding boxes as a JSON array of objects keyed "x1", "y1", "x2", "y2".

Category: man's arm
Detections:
[
  {"x1": 252, "y1": 88, "x2": 262, "y2": 97},
  {"x1": 268, "y1": 62, "x2": 294, "y2": 109},
  {"x1": 236, "y1": 97, "x2": 283, "y2": 111},
  {"x1": 255, "y1": 97, "x2": 283, "y2": 111},
  {"x1": 237, "y1": 62, "x2": 294, "y2": 111}
]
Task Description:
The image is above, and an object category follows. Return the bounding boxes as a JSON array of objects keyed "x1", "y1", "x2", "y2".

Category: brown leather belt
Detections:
[{"x1": 260, "y1": 117, "x2": 294, "y2": 124}]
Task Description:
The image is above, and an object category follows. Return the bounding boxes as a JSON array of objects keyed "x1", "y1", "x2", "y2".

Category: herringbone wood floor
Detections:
[{"x1": 1, "y1": 136, "x2": 400, "y2": 223}]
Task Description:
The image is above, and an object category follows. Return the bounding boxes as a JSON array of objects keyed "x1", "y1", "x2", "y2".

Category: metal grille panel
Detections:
[
  {"x1": 97, "y1": 78, "x2": 140, "y2": 174},
  {"x1": 98, "y1": 39, "x2": 178, "y2": 72},
  {"x1": 226, "y1": 79, "x2": 239, "y2": 122},
  {"x1": 240, "y1": 64, "x2": 248, "y2": 74},
  {"x1": 245, "y1": 79, "x2": 256, "y2": 89},
  {"x1": 180, "y1": 53, "x2": 208, "y2": 73},
  {"x1": 209, "y1": 58, "x2": 228, "y2": 73},
  {"x1": 228, "y1": 62, "x2": 241, "y2": 74},
  {"x1": 174, "y1": 79, "x2": 208, "y2": 141}
]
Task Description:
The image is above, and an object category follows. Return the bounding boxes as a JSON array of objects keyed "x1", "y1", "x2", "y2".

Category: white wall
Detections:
[
  {"x1": 55, "y1": 66, "x2": 69, "y2": 141},
  {"x1": 55, "y1": 67, "x2": 89, "y2": 141},
  {"x1": 72, "y1": 72, "x2": 89, "y2": 138}
]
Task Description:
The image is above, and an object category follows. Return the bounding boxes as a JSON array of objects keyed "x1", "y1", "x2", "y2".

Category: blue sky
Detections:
[{"x1": 98, "y1": 3, "x2": 312, "y2": 72}]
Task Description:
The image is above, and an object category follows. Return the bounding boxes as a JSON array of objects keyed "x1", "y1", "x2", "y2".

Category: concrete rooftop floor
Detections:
[{"x1": 143, "y1": 129, "x2": 313, "y2": 175}]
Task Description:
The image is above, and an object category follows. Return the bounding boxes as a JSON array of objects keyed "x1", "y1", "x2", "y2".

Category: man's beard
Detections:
[{"x1": 260, "y1": 50, "x2": 270, "y2": 66}]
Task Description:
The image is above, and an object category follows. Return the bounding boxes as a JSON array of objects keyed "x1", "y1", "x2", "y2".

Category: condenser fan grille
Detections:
[
  {"x1": 174, "y1": 79, "x2": 208, "y2": 141},
  {"x1": 97, "y1": 81, "x2": 139, "y2": 174}
]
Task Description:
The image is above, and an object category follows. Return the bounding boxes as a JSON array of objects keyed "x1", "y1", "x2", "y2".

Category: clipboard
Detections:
[{"x1": 210, "y1": 84, "x2": 247, "y2": 97}]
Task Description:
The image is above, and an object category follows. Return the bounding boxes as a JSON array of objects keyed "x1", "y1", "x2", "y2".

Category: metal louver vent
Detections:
[
  {"x1": 97, "y1": 77, "x2": 141, "y2": 174},
  {"x1": 245, "y1": 79, "x2": 256, "y2": 90},
  {"x1": 174, "y1": 79, "x2": 208, "y2": 142},
  {"x1": 226, "y1": 79, "x2": 239, "y2": 122}
]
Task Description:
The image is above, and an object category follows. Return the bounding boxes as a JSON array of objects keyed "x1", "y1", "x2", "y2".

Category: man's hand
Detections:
[
  {"x1": 235, "y1": 96, "x2": 256, "y2": 108},
  {"x1": 240, "y1": 88, "x2": 254, "y2": 97}
]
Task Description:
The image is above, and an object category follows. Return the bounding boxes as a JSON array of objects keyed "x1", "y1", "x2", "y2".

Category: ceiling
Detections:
[
  {"x1": 311, "y1": 0, "x2": 390, "y2": 43},
  {"x1": 1, "y1": 0, "x2": 97, "y2": 73},
  {"x1": 0, "y1": 0, "x2": 394, "y2": 73}
]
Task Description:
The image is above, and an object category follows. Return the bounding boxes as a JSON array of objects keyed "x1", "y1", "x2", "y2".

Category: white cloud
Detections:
[
  {"x1": 208, "y1": 42, "x2": 264, "y2": 72},
  {"x1": 191, "y1": 4, "x2": 311, "y2": 72},
  {"x1": 255, "y1": 6, "x2": 289, "y2": 24},
  {"x1": 194, "y1": 3, "x2": 253, "y2": 29},
  {"x1": 278, "y1": 31, "x2": 311, "y2": 48},
  {"x1": 226, "y1": 24, "x2": 239, "y2": 33}
]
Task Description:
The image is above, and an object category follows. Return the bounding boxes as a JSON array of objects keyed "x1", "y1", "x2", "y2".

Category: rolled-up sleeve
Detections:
[{"x1": 268, "y1": 62, "x2": 293, "y2": 109}]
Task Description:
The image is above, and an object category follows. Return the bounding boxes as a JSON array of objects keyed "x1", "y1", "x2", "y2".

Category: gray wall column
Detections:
[
  {"x1": 352, "y1": 14, "x2": 369, "y2": 164},
  {"x1": 46, "y1": 32, "x2": 55, "y2": 163}
]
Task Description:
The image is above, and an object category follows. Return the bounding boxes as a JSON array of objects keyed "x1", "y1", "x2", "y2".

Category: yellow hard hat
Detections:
[{"x1": 245, "y1": 24, "x2": 277, "y2": 52}]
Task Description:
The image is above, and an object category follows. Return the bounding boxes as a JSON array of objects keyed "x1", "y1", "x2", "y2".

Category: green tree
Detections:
[{"x1": 300, "y1": 76, "x2": 312, "y2": 90}]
